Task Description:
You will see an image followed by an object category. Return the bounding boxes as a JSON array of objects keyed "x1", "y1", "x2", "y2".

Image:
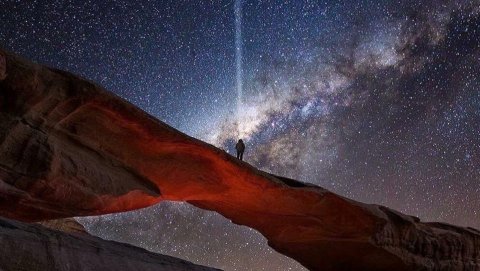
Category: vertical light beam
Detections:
[{"x1": 235, "y1": 0, "x2": 243, "y2": 138}]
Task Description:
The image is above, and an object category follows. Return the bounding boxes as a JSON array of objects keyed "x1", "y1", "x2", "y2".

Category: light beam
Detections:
[{"x1": 235, "y1": 0, "x2": 243, "y2": 138}]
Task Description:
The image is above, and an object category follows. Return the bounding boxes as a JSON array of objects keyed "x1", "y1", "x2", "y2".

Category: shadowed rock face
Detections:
[
  {"x1": 0, "y1": 216, "x2": 221, "y2": 271},
  {"x1": 0, "y1": 48, "x2": 479, "y2": 271},
  {"x1": 37, "y1": 218, "x2": 89, "y2": 235}
]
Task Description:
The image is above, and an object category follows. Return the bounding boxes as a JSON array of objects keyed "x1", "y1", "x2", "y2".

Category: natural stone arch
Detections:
[{"x1": 0, "y1": 48, "x2": 479, "y2": 271}]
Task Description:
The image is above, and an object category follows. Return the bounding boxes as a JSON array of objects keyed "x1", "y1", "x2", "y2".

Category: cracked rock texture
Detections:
[{"x1": 0, "y1": 48, "x2": 479, "y2": 270}]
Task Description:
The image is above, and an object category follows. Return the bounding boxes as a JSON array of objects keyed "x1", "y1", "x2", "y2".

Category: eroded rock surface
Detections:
[
  {"x1": 0, "y1": 48, "x2": 479, "y2": 270},
  {"x1": 0, "y1": 216, "x2": 220, "y2": 271},
  {"x1": 0, "y1": 53, "x2": 6, "y2": 80},
  {"x1": 37, "y1": 217, "x2": 89, "y2": 235}
]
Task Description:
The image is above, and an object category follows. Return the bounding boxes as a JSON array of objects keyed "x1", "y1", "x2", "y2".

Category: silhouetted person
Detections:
[{"x1": 236, "y1": 139, "x2": 245, "y2": 160}]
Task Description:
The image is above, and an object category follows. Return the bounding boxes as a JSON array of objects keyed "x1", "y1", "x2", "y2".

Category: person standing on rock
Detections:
[{"x1": 236, "y1": 139, "x2": 245, "y2": 161}]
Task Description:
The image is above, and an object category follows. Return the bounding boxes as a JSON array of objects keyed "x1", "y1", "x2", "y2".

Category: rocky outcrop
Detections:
[
  {"x1": 0, "y1": 216, "x2": 220, "y2": 271},
  {"x1": 0, "y1": 48, "x2": 479, "y2": 271},
  {"x1": 0, "y1": 53, "x2": 6, "y2": 80},
  {"x1": 37, "y1": 218, "x2": 89, "y2": 235}
]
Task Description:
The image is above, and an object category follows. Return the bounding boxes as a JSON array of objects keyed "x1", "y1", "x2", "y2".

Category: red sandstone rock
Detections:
[{"x1": 0, "y1": 48, "x2": 479, "y2": 271}]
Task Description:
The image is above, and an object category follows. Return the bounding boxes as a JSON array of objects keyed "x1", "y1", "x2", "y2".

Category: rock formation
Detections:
[
  {"x1": 37, "y1": 217, "x2": 89, "y2": 235},
  {"x1": 0, "y1": 53, "x2": 6, "y2": 80},
  {"x1": 0, "y1": 48, "x2": 479, "y2": 271},
  {"x1": 0, "y1": 216, "x2": 220, "y2": 271}
]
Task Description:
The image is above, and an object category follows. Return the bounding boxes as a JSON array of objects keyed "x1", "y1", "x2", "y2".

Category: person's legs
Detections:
[
  {"x1": 240, "y1": 151, "x2": 243, "y2": 160},
  {"x1": 236, "y1": 151, "x2": 240, "y2": 159}
]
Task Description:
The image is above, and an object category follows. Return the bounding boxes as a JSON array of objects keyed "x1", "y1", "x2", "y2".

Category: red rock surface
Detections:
[{"x1": 0, "y1": 48, "x2": 479, "y2": 271}]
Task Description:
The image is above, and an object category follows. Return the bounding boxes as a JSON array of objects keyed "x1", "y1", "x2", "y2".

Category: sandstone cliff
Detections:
[{"x1": 0, "y1": 49, "x2": 479, "y2": 270}]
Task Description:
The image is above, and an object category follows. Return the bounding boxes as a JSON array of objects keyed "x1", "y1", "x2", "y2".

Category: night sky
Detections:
[{"x1": 1, "y1": 0, "x2": 480, "y2": 270}]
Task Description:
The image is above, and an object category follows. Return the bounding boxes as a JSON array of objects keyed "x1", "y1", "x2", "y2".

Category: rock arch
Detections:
[{"x1": 0, "y1": 49, "x2": 479, "y2": 271}]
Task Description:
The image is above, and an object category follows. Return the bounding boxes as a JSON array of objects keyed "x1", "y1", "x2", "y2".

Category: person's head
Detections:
[{"x1": 238, "y1": 139, "x2": 243, "y2": 143}]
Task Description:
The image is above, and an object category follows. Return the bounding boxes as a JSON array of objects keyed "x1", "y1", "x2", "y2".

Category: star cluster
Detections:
[{"x1": 1, "y1": 0, "x2": 479, "y2": 270}]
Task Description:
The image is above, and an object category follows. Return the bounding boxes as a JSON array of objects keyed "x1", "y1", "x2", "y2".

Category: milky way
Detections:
[{"x1": 1, "y1": 0, "x2": 479, "y2": 270}]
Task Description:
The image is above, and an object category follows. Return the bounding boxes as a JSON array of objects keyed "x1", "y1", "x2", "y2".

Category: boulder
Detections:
[{"x1": 0, "y1": 216, "x2": 220, "y2": 271}]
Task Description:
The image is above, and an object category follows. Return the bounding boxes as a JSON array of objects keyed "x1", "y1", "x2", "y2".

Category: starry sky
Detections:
[{"x1": 1, "y1": 0, "x2": 480, "y2": 270}]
